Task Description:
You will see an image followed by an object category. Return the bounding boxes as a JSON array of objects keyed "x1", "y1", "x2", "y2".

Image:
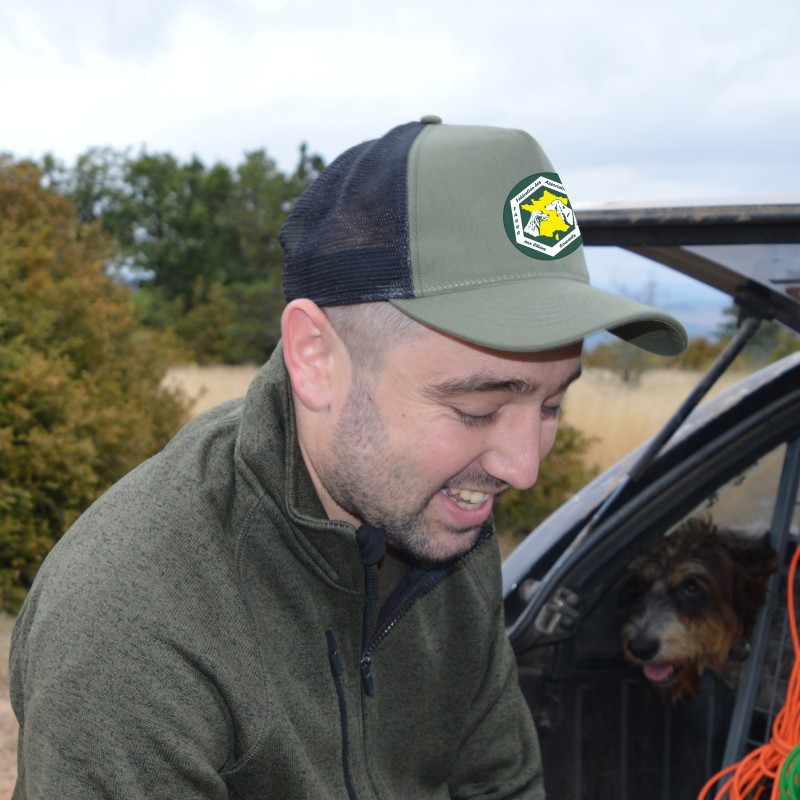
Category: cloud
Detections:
[
  {"x1": 0, "y1": 0, "x2": 187, "y2": 63},
  {"x1": 2, "y1": 0, "x2": 797, "y2": 199}
]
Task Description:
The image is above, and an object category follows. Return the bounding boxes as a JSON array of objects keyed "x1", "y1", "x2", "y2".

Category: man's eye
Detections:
[
  {"x1": 541, "y1": 404, "x2": 562, "y2": 420},
  {"x1": 454, "y1": 409, "x2": 496, "y2": 426}
]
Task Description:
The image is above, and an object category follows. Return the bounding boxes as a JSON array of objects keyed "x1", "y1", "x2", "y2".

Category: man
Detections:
[{"x1": 10, "y1": 116, "x2": 686, "y2": 799}]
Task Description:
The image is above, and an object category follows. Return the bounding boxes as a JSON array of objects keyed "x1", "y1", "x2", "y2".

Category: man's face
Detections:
[{"x1": 317, "y1": 326, "x2": 582, "y2": 564}]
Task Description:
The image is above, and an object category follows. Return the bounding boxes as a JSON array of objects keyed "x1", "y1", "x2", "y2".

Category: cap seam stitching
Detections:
[
  {"x1": 408, "y1": 128, "x2": 425, "y2": 292},
  {"x1": 419, "y1": 271, "x2": 588, "y2": 292}
]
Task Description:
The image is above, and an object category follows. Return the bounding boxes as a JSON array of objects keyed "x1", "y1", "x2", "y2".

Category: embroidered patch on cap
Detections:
[{"x1": 503, "y1": 173, "x2": 582, "y2": 260}]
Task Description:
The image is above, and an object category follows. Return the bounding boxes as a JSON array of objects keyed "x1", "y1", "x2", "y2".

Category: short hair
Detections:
[{"x1": 323, "y1": 302, "x2": 424, "y2": 374}]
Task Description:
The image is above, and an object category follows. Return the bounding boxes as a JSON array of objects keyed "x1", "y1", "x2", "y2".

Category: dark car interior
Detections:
[{"x1": 502, "y1": 201, "x2": 800, "y2": 799}]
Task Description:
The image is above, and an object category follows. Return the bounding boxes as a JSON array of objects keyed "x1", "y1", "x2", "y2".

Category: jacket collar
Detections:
[
  {"x1": 236, "y1": 343, "x2": 365, "y2": 589},
  {"x1": 235, "y1": 342, "x2": 494, "y2": 590}
]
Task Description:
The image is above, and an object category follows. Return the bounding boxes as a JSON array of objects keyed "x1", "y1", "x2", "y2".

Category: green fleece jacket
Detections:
[{"x1": 10, "y1": 347, "x2": 544, "y2": 799}]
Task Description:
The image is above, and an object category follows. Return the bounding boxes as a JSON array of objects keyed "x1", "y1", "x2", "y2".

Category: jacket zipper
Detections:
[
  {"x1": 359, "y1": 565, "x2": 447, "y2": 694},
  {"x1": 326, "y1": 523, "x2": 493, "y2": 797},
  {"x1": 359, "y1": 524, "x2": 494, "y2": 695},
  {"x1": 324, "y1": 525, "x2": 387, "y2": 799}
]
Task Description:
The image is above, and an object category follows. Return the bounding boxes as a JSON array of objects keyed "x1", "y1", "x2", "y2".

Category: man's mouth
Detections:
[{"x1": 441, "y1": 488, "x2": 492, "y2": 511}]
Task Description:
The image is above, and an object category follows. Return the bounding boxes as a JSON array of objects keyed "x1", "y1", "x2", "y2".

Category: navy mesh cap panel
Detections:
[{"x1": 280, "y1": 121, "x2": 424, "y2": 305}]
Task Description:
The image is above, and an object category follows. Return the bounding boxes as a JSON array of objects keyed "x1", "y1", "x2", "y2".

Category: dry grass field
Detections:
[
  {"x1": 0, "y1": 363, "x2": 746, "y2": 795},
  {"x1": 161, "y1": 363, "x2": 263, "y2": 418},
  {"x1": 0, "y1": 614, "x2": 18, "y2": 799},
  {"x1": 563, "y1": 367, "x2": 742, "y2": 472}
]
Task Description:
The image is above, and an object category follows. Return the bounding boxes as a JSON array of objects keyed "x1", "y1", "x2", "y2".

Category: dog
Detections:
[
  {"x1": 620, "y1": 516, "x2": 778, "y2": 704},
  {"x1": 544, "y1": 198, "x2": 574, "y2": 227},
  {"x1": 523, "y1": 209, "x2": 549, "y2": 237}
]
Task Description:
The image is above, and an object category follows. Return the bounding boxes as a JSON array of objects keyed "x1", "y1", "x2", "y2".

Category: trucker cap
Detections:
[{"x1": 280, "y1": 116, "x2": 687, "y2": 355}]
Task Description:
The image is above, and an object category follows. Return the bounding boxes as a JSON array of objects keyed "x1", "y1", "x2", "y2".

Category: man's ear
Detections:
[{"x1": 281, "y1": 299, "x2": 347, "y2": 412}]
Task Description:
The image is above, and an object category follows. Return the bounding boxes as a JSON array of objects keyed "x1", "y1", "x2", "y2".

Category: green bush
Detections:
[
  {"x1": 0, "y1": 159, "x2": 188, "y2": 612},
  {"x1": 169, "y1": 277, "x2": 284, "y2": 365}
]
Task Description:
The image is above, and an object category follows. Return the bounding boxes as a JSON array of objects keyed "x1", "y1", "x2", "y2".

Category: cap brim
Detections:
[{"x1": 390, "y1": 277, "x2": 688, "y2": 356}]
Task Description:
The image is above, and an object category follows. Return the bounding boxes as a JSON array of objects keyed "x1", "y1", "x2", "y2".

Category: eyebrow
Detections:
[{"x1": 425, "y1": 365, "x2": 583, "y2": 399}]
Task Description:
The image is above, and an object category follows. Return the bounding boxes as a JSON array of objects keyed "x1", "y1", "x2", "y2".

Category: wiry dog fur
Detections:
[{"x1": 620, "y1": 516, "x2": 778, "y2": 704}]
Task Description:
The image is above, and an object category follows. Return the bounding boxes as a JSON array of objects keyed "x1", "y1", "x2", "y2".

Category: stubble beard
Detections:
[{"x1": 323, "y1": 376, "x2": 487, "y2": 564}]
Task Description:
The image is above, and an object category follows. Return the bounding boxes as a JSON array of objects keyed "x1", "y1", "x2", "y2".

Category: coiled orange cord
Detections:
[{"x1": 698, "y1": 542, "x2": 800, "y2": 800}]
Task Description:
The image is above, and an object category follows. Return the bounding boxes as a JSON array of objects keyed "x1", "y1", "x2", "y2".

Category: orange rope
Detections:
[{"x1": 699, "y1": 543, "x2": 800, "y2": 800}]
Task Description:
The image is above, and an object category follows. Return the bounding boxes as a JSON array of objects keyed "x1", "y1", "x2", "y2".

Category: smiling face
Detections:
[{"x1": 311, "y1": 320, "x2": 583, "y2": 563}]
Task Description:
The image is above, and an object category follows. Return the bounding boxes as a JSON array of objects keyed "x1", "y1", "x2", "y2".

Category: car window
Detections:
[{"x1": 696, "y1": 443, "x2": 797, "y2": 534}]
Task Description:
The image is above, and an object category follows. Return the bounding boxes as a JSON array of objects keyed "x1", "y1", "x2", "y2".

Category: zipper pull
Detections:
[
  {"x1": 356, "y1": 525, "x2": 386, "y2": 567},
  {"x1": 327, "y1": 629, "x2": 344, "y2": 677},
  {"x1": 360, "y1": 655, "x2": 375, "y2": 696}
]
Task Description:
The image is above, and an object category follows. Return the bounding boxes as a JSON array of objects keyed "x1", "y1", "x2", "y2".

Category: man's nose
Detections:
[{"x1": 482, "y1": 412, "x2": 542, "y2": 491}]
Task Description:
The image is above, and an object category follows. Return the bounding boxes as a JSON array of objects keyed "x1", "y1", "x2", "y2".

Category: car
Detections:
[{"x1": 501, "y1": 199, "x2": 800, "y2": 800}]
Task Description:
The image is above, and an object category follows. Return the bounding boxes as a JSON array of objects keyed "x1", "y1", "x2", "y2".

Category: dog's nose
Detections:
[{"x1": 627, "y1": 635, "x2": 660, "y2": 662}]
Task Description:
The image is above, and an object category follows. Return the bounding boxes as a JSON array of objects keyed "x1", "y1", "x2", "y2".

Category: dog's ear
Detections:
[
  {"x1": 725, "y1": 533, "x2": 778, "y2": 630},
  {"x1": 729, "y1": 534, "x2": 778, "y2": 584}
]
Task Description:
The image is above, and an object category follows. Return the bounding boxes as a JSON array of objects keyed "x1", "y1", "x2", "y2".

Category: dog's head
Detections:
[{"x1": 620, "y1": 516, "x2": 777, "y2": 704}]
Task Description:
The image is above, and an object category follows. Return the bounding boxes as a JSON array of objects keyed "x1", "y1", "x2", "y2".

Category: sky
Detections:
[{"x1": 2, "y1": 0, "x2": 799, "y2": 336}]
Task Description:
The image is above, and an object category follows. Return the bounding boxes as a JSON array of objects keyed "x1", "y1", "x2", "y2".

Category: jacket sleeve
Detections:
[
  {"x1": 10, "y1": 581, "x2": 235, "y2": 800},
  {"x1": 447, "y1": 603, "x2": 546, "y2": 800}
]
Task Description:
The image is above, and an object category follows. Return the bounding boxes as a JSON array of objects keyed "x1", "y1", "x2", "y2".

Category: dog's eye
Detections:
[{"x1": 675, "y1": 578, "x2": 707, "y2": 612}]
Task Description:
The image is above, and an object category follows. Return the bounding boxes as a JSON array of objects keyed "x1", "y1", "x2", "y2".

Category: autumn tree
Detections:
[{"x1": 0, "y1": 158, "x2": 188, "y2": 611}]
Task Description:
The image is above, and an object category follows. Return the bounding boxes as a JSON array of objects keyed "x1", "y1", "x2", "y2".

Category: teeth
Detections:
[{"x1": 444, "y1": 488, "x2": 491, "y2": 510}]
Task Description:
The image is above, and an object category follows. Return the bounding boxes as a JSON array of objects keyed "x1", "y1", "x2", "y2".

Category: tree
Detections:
[
  {"x1": 52, "y1": 146, "x2": 130, "y2": 225},
  {"x1": 121, "y1": 153, "x2": 235, "y2": 301},
  {"x1": 0, "y1": 158, "x2": 188, "y2": 611},
  {"x1": 48, "y1": 144, "x2": 324, "y2": 364},
  {"x1": 173, "y1": 277, "x2": 285, "y2": 365},
  {"x1": 715, "y1": 305, "x2": 800, "y2": 367},
  {"x1": 583, "y1": 338, "x2": 656, "y2": 385},
  {"x1": 225, "y1": 149, "x2": 296, "y2": 285},
  {"x1": 669, "y1": 336, "x2": 724, "y2": 370}
]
